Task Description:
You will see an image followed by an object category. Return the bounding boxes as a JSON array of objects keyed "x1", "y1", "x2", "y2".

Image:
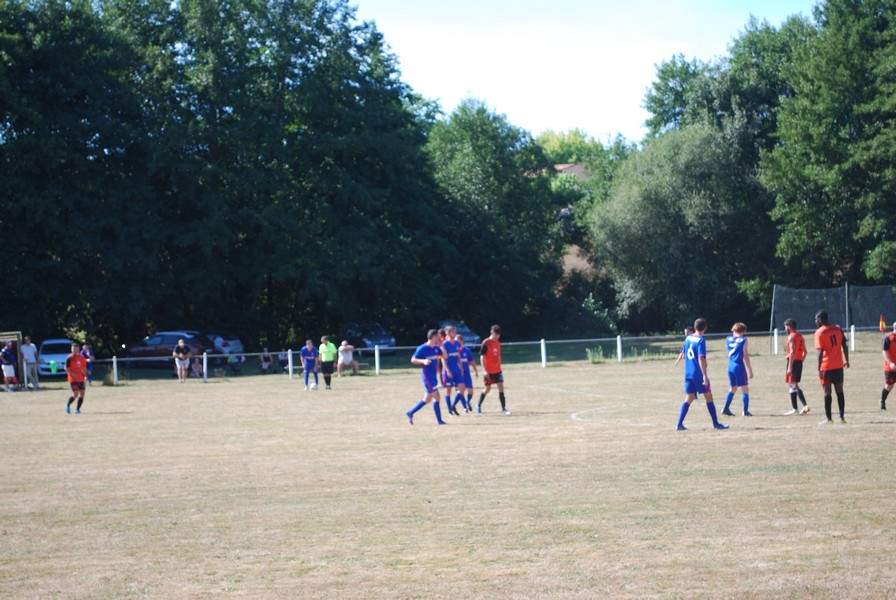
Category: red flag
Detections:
[{"x1": 881, "y1": 314, "x2": 887, "y2": 332}]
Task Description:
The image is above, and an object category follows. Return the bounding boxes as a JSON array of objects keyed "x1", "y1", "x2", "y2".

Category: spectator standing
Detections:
[
  {"x1": 319, "y1": 336, "x2": 338, "y2": 390},
  {"x1": 172, "y1": 339, "x2": 192, "y2": 383},
  {"x1": 337, "y1": 340, "x2": 359, "y2": 376},
  {"x1": 260, "y1": 348, "x2": 273, "y2": 374},
  {"x1": 80, "y1": 342, "x2": 95, "y2": 385},
  {"x1": 278, "y1": 349, "x2": 288, "y2": 372},
  {"x1": 21, "y1": 336, "x2": 39, "y2": 390},
  {"x1": 1, "y1": 341, "x2": 17, "y2": 392}
]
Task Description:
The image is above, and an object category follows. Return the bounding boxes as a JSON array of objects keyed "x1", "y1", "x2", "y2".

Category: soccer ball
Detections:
[{"x1": 310, "y1": 383, "x2": 318, "y2": 390}]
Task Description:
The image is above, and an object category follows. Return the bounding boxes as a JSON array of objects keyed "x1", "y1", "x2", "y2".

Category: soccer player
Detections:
[
  {"x1": 880, "y1": 321, "x2": 896, "y2": 411},
  {"x1": 0, "y1": 341, "x2": 17, "y2": 392},
  {"x1": 300, "y1": 339, "x2": 319, "y2": 390},
  {"x1": 457, "y1": 335, "x2": 478, "y2": 412},
  {"x1": 319, "y1": 336, "x2": 337, "y2": 390},
  {"x1": 814, "y1": 310, "x2": 849, "y2": 424},
  {"x1": 81, "y1": 342, "x2": 95, "y2": 385},
  {"x1": 722, "y1": 322, "x2": 754, "y2": 417},
  {"x1": 478, "y1": 325, "x2": 509, "y2": 415},
  {"x1": 406, "y1": 329, "x2": 448, "y2": 425},
  {"x1": 676, "y1": 318, "x2": 728, "y2": 431},
  {"x1": 442, "y1": 326, "x2": 469, "y2": 414},
  {"x1": 783, "y1": 318, "x2": 810, "y2": 415},
  {"x1": 65, "y1": 342, "x2": 88, "y2": 414},
  {"x1": 172, "y1": 339, "x2": 191, "y2": 383}
]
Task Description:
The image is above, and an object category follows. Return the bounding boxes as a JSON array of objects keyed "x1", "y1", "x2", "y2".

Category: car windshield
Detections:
[{"x1": 41, "y1": 343, "x2": 71, "y2": 355}]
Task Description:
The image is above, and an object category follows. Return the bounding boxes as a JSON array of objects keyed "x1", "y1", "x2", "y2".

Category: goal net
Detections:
[{"x1": 769, "y1": 284, "x2": 896, "y2": 331}]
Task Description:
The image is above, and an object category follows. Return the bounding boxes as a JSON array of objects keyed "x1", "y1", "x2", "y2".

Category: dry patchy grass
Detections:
[{"x1": 1, "y1": 346, "x2": 895, "y2": 599}]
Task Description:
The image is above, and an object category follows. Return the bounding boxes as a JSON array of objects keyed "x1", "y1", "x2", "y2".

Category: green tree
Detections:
[
  {"x1": 593, "y1": 123, "x2": 773, "y2": 330},
  {"x1": 762, "y1": 0, "x2": 896, "y2": 285}
]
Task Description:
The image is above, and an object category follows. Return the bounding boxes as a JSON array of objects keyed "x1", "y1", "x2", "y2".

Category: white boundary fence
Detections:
[{"x1": 80, "y1": 324, "x2": 886, "y2": 386}]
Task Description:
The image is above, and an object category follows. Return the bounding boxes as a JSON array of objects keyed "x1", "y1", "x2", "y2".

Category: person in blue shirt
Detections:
[
  {"x1": 677, "y1": 318, "x2": 729, "y2": 431},
  {"x1": 722, "y1": 322, "x2": 754, "y2": 416},
  {"x1": 442, "y1": 325, "x2": 470, "y2": 414},
  {"x1": 457, "y1": 335, "x2": 479, "y2": 412},
  {"x1": 406, "y1": 329, "x2": 448, "y2": 426},
  {"x1": 299, "y1": 339, "x2": 319, "y2": 390}
]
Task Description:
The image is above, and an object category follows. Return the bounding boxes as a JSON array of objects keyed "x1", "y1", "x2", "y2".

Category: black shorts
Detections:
[
  {"x1": 885, "y1": 371, "x2": 896, "y2": 386},
  {"x1": 484, "y1": 372, "x2": 503, "y2": 386},
  {"x1": 819, "y1": 368, "x2": 844, "y2": 386},
  {"x1": 786, "y1": 360, "x2": 803, "y2": 383},
  {"x1": 69, "y1": 381, "x2": 85, "y2": 392},
  {"x1": 321, "y1": 360, "x2": 335, "y2": 375}
]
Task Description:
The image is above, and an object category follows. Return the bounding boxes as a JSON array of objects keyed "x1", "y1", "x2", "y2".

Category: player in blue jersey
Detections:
[
  {"x1": 299, "y1": 339, "x2": 319, "y2": 390},
  {"x1": 457, "y1": 335, "x2": 478, "y2": 413},
  {"x1": 406, "y1": 329, "x2": 448, "y2": 425},
  {"x1": 722, "y1": 322, "x2": 754, "y2": 416},
  {"x1": 442, "y1": 325, "x2": 470, "y2": 414},
  {"x1": 676, "y1": 318, "x2": 729, "y2": 431}
]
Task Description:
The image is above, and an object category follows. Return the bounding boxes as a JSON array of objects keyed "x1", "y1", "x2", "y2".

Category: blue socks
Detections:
[
  {"x1": 408, "y1": 400, "x2": 426, "y2": 417},
  {"x1": 433, "y1": 401, "x2": 445, "y2": 424},
  {"x1": 743, "y1": 393, "x2": 750, "y2": 413},
  {"x1": 304, "y1": 371, "x2": 310, "y2": 386},
  {"x1": 455, "y1": 393, "x2": 466, "y2": 411},
  {"x1": 707, "y1": 401, "x2": 720, "y2": 426},
  {"x1": 677, "y1": 401, "x2": 690, "y2": 428},
  {"x1": 724, "y1": 392, "x2": 734, "y2": 412}
]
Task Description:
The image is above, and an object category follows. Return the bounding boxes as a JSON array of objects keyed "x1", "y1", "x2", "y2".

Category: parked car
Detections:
[
  {"x1": 38, "y1": 338, "x2": 74, "y2": 377},
  {"x1": 341, "y1": 322, "x2": 397, "y2": 355},
  {"x1": 124, "y1": 331, "x2": 205, "y2": 366},
  {"x1": 437, "y1": 320, "x2": 482, "y2": 347},
  {"x1": 201, "y1": 331, "x2": 244, "y2": 356}
]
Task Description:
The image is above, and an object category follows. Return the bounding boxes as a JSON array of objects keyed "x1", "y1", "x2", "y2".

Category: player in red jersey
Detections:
[
  {"x1": 783, "y1": 319, "x2": 810, "y2": 415},
  {"x1": 813, "y1": 310, "x2": 849, "y2": 424},
  {"x1": 65, "y1": 342, "x2": 89, "y2": 414},
  {"x1": 880, "y1": 321, "x2": 896, "y2": 411},
  {"x1": 477, "y1": 325, "x2": 508, "y2": 415}
]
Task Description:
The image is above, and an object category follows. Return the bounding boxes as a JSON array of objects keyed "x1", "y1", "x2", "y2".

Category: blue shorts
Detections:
[
  {"x1": 445, "y1": 365, "x2": 463, "y2": 387},
  {"x1": 728, "y1": 365, "x2": 748, "y2": 388},
  {"x1": 684, "y1": 378, "x2": 707, "y2": 395},
  {"x1": 423, "y1": 374, "x2": 438, "y2": 394}
]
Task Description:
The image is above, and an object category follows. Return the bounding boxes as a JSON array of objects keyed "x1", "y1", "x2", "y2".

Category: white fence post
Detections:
[
  {"x1": 288, "y1": 349, "x2": 294, "y2": 380},
  {"x1": 850, "y1": 324, "x2": 856, "y2": 352},
  {"x1": 616, "y1": 335, "x2": 623, "y2": 362},
  {"x1": 773, "y1": 328, "x2": 779, "y2": 356},
  {"x1": 112, "y1": 356, "x2": 118, "y2": 386},
  {"x1": 202, "y1": 352, "x2": 208, "y2": 383},
  {"x1": 540, "y1": 339, "x2": 547, "y2": 368},
  {"x1": 375, "y1": 345, "x2": 381, "y2": 375}
]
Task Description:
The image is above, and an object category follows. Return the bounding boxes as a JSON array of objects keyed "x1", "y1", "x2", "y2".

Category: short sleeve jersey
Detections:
[
  {"x1": 480, "y1": 338, "x2": 502, "y2": 374},
  {"x1": 814, "y1": 325, "x2": 845, "y2": 371},
  {"x1": 413, "y1": 343, "x2": 441, "y2": 380},
  {"x1": 883, "y1": 333, "x2": 896, "y2": 371},
  {"x1": 682, "y1": 335, "x2": 706, "y2": 381},
  {"x1": 66, "y1": 353, "x2": 88, "y2": 383},
  {"x1": 725, "y1": 335, "x2": 746, "y2": 367},
  {"x1": 443, "y1": 339, "x2": 461, "y2": 370},
  {"x1": 300, "y1": 346, "x2": 318, "y2": 364},
  {"x1": 173, "y1": 345, "x2": 190, "y2": 359},
  {"x1": 320, "y1": 342, "x2": 337, "y2": 362},
  {"x1": 0, "y1": 348, "x2": 14, "y2": 365},
  {"x1": 786, "y1": 332, "x2": 807, "y2": 362}
]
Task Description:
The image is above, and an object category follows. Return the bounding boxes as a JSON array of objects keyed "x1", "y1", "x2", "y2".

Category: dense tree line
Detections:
[
  {"x1": 589, "y1": 0, "x2": 896, "y2": 332},
  {"x1": 3, "y1": 0, "x2": 894, "y2": 349}
]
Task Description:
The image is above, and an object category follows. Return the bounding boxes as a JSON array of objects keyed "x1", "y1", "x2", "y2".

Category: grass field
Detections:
[{"x1": 2, "y1": 344, "x2": 895, "y2": 599}]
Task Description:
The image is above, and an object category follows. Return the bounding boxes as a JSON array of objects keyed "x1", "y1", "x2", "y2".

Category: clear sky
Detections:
[{"x1": 353, "y1": 0, "x2": 818, "y2": 141}]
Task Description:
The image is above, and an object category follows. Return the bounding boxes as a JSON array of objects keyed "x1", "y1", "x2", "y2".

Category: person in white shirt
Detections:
[
  {"x1": 20, "y1": 336, "x2": 39, "y2": 390},
  {"x1": 337, "y1": 340, "x2": 359, "y2": 376}
]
